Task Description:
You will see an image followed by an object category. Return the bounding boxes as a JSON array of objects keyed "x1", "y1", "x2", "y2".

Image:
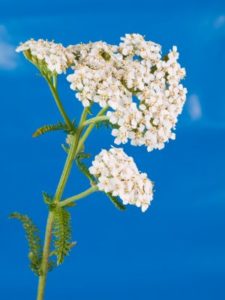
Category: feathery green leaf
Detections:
[
  {"x1": 105, "y1": 193, "x2": 126, "y2": 211},
  {"x1": 95, "y1": 119, "x2": 119, "y2": 130},
  {"x1": 42, "y1": 192, "x2": 53, "y2": 205},
  {"x1": 10, "y1": 212, "x2": 43, "y2": 275},
  {"x1": 32, "y1": 121, "x2": 73, "y2": 138},
  {"x1": 52, "y1": 207, "x2": 75, "y2": 266},
  {"x1": 76, "y1": 152, "x2": 96, "y2": 184},
  {"x1": 76, "y1": 152, "x2": 91, "y2": 159}
]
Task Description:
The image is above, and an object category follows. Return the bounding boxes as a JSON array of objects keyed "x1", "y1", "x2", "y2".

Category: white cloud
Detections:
[
  {"x1": 214, "y1": 15, "x2": 225, "y2": 29},
  {"x1": 0, "y1": 25, "x2": 17, "y2": 70},
  {"x1": 187, "y1": 94, "x2": 202, "y2": 121}
]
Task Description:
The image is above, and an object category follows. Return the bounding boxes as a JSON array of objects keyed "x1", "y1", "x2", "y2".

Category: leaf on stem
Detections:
[
  {"x1": 95, "y1": 119, "x2": 111, "y2": 129},
  {"x1": 86, "y1": 103, "x2": 93, "y2": 116},
  {"x1": 105, "y1": 193, "x2": 126, "y2": 211},
  {"x1": 95, "y1": 119, "x2": 119, "y2": 130},
  {"x1": 32, "y1": 121, "x2": 75, "y2": 138},
  {"x1": 42, "y1": 192, "x2": 53, "y2": 205},
  {"x1": 52, "y1": 207, "x2": 76, "y2": 266},
  {"x1": 10, "y1": 212, "x2": 43, "y2": 275},
  {"x1": 76, "y1": 152, "x2": 96, "y2": 184}
]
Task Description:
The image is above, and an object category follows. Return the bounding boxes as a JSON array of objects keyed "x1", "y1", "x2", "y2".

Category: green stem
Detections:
[
  {"x1": 52, "y1": 74, "x2": 57, "y2": 89},
  {"x1": 36, "y1": 108, "x2": 88, "y2": 300},
  {"x1": 36, "y1": 136, "x2": 78, "y2": 300},
  {"x1": 45, "y1": 76, "x2": 74, "y2": 131},
  {"x1": 76, "y1": 106, "x2": 109, "y2": 154},
  {"x1": 60, "y1": 186, "x2": 98, "y2": 207},
  {"x1": 54, "y1": 132, "x2": 80, "y2": 201},
  {"x1": 24, "y1": 60, "x2": 72, "y2": 131},
  {"x1": 36, "y1": 211, "x2": 54, "y2": 300},
  {"x1": 97, "y1": 106, "x2": 109, "y2": 117},
  {"x1": 79, "y1": 107, "x2": 89, "y2": 127},
  {"x1": 54, "y1": 107, "x2": 89, "y2": 202},
  {"x1": 36, "y1": 99, "x2": 104, "y2": 300},
  {"x1": 83, "y1": 115, "x2": 108, "y2": 127}
]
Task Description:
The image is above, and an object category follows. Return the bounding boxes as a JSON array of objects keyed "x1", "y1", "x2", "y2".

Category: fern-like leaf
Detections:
[
  {"x1": 42, "y1": 192, "x2": 53, "y2": 205},
  {"x1": 76, "y1": 152, "x2": 96, "y2": 184},
  {"x1": 52, "y1": 207, "x2": 75, "y2": 265},
  {"x1": 47, "y1": 259, "x2": 57, "y2": 272},
  {"x1": 105, "y1": 193, "x2": 126, "y2": 211},
  {"x1": 32, "y1": 121, "x2": 71, "y2": 137},
  {"x1": 10, "y1": 212, "x2": 43, "y2": 275},
  {"x1": 95, "y1": 119, "x2": 119, "y2": 130}
]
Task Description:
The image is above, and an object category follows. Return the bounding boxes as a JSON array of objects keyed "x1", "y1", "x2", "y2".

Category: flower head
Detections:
[
  {"x1": 16, "y1": 39, "x2": 74, "y2": 74},
  {"x1": 67, "y1": 34, "x2": 187, "y2": 152},
  {"x1": 89, "y1": 147, "x2": 154, "y2": 212},
  {"x1": 67, "y1": 41, "x2": 131, "y2": 108}
]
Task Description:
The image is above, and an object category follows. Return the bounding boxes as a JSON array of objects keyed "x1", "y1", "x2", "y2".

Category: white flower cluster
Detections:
[
  {"x1": 67, "y1": 41, "x2": 132, "y2": 108},
  {"x1": 119, "y1": 33, "x2": 161, "y2": 61},
  {"x1": 16, "y1": 39, "x2": 74, "y2": 74},
  {"x1": 67, "y1": 34, "x2": 187, "y2": 151},
  {"x1": 89, "y1": 147, "x2": 154, "y2": 212}
]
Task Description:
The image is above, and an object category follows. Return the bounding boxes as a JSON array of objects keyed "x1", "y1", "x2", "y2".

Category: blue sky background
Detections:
[{"x1": 0, "y1": 0, "x2": 225, "y2": 299}]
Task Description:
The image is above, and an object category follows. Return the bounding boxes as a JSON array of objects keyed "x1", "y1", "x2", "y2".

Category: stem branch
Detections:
[
  {"x1": 76, "y1": 106, "x2": 109, "y2": 154},
  {"x1": 60, "y1": 186, "x2": 98, "y2": 207},
  {"x1": 36, "y1": 104, "x2": 104, "y2": 300},
  {"x1": 83, "y1": 115, "x2": 108, "y2": 127}
]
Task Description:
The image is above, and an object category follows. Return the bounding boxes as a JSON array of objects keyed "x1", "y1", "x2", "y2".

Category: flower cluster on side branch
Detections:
[{"x1": 89, "y1": 147, "x2": 153, "y2": 212}]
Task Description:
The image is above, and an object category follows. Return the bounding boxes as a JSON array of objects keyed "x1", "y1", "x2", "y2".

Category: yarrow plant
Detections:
[{"x1": 13, "y1": 34, "x2": 187, "y2": 300}]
